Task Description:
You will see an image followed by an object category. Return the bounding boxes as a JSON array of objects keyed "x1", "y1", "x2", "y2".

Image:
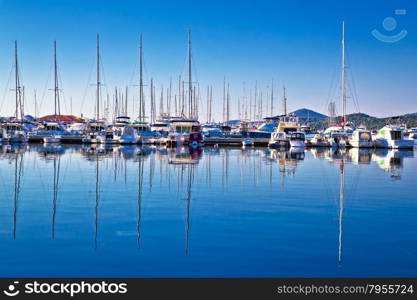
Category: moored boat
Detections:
[
  {"x1": 349, "y1": 129, "x2": 374, "y2": 148},
  {"x1": 289, "y1": 132, "x2": 306, "y2": 148},
  {"x1": 374, "y1": 126, "x2": 414, "y2": 149}
]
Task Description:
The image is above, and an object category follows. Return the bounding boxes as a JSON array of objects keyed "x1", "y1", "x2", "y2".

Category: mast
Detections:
[
  {"x1": 188, "y1": 29, "x2": 192, "y2": 119},
  {"x1": 226, "y1": 83, "x2": 230, "y2": 125},
  {"x1": 34, "y1": 89, "x2": 38, "y2": 119},
  {"x1": 14, "y1": 41, "x2": 22, "y2": 120},
  {"x1": 125, "y1": 86, "x2": 128, "y2": 117},
  {"x1": 96, "y1": 34, "x2": 101, "y2": 121},
  {"x1": 139, "y1": 34, "x2": 144, "y2": 122},
  {"x1": 222, "y1": 77, "x2": 226, "y2": 123},
  {"x1": 282, "y1": 85, "x2": 287, "y2": 116},
  {"x1": 341, "y1": 21, "x2": 347, "y2": 129},
  {"x1": 270, "y1": 80, "x2": 274, "y2": 116},
  {"x1": 53, "y1": 40, "x2": 59, "y2": 121},
  {"x1": 168, "y1": 77, "x2": 172, "y2": 116}
]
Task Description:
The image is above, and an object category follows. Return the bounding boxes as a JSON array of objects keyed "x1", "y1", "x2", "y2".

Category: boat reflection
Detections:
[
  {"x1": 168, "y1": 146, "x2": 203, "y2": 165},
  {"x1": 372, "y1": 149, "x2": 414, "y2": 180},
  {"x1": 268, "y1": 148, "x2": 305, "y2": 176},
  {"x1": 348, "y1": 148, "x2": 373, "y2": 165}
]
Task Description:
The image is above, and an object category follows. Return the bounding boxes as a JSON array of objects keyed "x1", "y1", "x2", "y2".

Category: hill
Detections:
[
  {"x1": 301, "y1": 112, "x2": 417, "y2": 130},
  {"x1": 290, "y1": 108, "x2": 327, "y2": 119}
]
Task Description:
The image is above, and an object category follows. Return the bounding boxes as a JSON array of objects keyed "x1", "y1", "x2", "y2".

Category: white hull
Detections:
[
  {"x1": 242, "y1": 139, "x2": 254, "y2": 147},
  {"x1": 43, "y1": 136, "x2": 61, "y2": 144},
  {"x1": 101, "y1": 139, "x2": 119, "y2": 144},
  {"x1": 374, "y1": 138, "x2": 414, "y2": 149},
  {"x1": 290, "y1": 140, "x2": 305, "y2": 148},
  {"x1": 82, "y1": 137, "x2": 99, "y2": 144},
  {"x1": 268, "y1": 140, "x2": 288, "y2": 148},
  {"x1": 350, "y1": 140, "x2": 374, "y2": 148},
  {"x1": 119, "y1": 138, "x2": 138, "y2": 145}
]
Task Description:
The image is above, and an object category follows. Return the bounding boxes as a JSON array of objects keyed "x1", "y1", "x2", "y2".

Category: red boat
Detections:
[{"x1": 188, "y1": 131, "x2": 204, "y2": 147}]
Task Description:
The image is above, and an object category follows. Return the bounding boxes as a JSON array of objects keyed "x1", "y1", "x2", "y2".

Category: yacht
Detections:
[
  {"x1": 41, "y1": 122, "x2": 65, "y2": 144},
  {"x1": 131, "y1": 122, "x2": 155, "y2": 144},
  {"x1": 268, "y1": 114, "x2": 300, "y2": 148},
  {"x1": 323, "y1": 126, "x2": 351, "y2": 148},
  {"x1": 309, "y1": 133, "x2": 330, "y2": 147},
  {"x1": 98, "y1": 129, "x2": 119, "y2": 144},
  {"x1": 407, "y1": 128, "x2": 417, "y2": 140},
  {"x1": 2, "y1": 122, "x2": 29, "y2": 143},
  {"x1": 374, "y1": 125, "x2": 414, "y2": 149},
  {"x1": 166, "y1": 118, "x2": 200, "y2": 147},
  {"x1": 268, "y1": 131, "x2": 287, "y2": 148},
  {"x1": 82, "y1": 122, "x2": 105, "y2": 144},
  {"x1": 288, "y1": 132, "x2": 306, "y2": 148},
  {"x1": 189, "y1": 130, "x2": 204, "y2": 147},
  {"x1": 44, "y1": 135, "x2": 61, "y2": 144},
  {"x1": 349, "y1": 129, "x2": 374, "y2": 148},
  {"x1": 119, "y1": 126, "x2": 139, "y2": 145},
  {"x1": 150, "y1": 121, "x2": 170, "y2": 136}
]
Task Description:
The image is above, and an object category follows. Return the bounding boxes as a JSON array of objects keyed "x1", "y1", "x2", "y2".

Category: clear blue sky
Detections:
[{"x1": 0, "y1": 0, "x2": 416, "y2": 121}]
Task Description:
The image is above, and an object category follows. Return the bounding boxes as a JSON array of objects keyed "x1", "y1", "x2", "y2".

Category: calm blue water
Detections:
[{"x1": 0, "y1": 144, "x2": 416, "y2": 277}]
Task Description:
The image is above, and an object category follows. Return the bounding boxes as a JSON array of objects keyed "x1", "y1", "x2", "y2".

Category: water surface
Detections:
[{"x1": 0, "y1": 144, "x2": 416, "y2": 277}]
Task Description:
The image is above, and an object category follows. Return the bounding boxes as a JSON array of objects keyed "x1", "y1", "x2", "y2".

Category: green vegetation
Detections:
[{"x1": 301, "y1": 113, "x2": 417, "y2": 130}]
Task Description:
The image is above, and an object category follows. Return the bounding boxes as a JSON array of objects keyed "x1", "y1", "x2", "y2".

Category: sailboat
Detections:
[
  {"x1": 324, "y1": 22, "x2": 355, "y2": 148},
  {"x1": 166, "y1": 29, "x2": 201, "y2": 147},
  {"x1": 44, "y1": 41, "x2": 64, "y2": 144},
  {"x1": 269, "y1": 87, "x2": 301, "y2": 148},
  {"x1": 4, "y1": 41, "x2": 28, "y2": 144}
]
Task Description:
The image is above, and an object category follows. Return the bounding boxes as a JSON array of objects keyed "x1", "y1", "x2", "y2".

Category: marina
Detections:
[
  {"x1": 1, "y1": 24, "x2": 416, "y2": 150},
  {"x1": 0, "y1": 0, "x2": 416, "y2": 284}
]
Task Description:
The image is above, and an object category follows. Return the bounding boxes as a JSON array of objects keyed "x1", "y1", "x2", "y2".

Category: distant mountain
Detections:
[
  {"x1": 290, "y1": 108, "x2": 328, "y2": 119},
  {"x1": 303, "y1": 111, "x2": 417, "y2": 130}
]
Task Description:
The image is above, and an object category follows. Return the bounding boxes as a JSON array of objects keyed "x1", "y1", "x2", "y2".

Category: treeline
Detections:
[{"x1": 302, "y1": 113, "x2": 417, "y2": 130}]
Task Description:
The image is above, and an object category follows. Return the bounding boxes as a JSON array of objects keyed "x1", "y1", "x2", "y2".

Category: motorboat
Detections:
[
  {"x1": 309, "y1": 133, "x2": 330, "y2": 147},
  {"x1": 288, "y1": 132, "x2": 306, "y2": 148},
  {"x1": 98, "y1": 130, "x2": 119, "y2": 144},
  {"x1": 166, "y1": 118, "x2": 200, "y2": 147},
  {"x1": 349, "y1": 129, "x2": 374, "y2": 148},
  {"x1": 189, "y1": 130, "x2": 204, "y2": 147},
  {"x1": 408, "y1": 128, "x2": 417, "y2": 140},
  {"x1": 242, "y1": 139, "x2": 254, "y2": 147},
  {"x1": 82, "y1": 122, "x2": 105, "y2": 144},
  {"x1": 43, "y1": 135, "x2": 61, "y2": 144},
  {"x1": 268, "y1": 131, "x2": 287, "y2": 148},
  {"x1": 2, "y1": 122, "x2": 29, "y2": 143},
  {"x1": 374, "y1": 125, "x2": 414, "y2": 149},
  {"x1": 119, "y1": 126, "x2": 139, "y2": 145}
]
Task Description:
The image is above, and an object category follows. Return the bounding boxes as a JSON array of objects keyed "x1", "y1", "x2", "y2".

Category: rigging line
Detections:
[
  {"x1": 79, "y1": 59, "x2": 95, "y2": 116},
  {"x1": 0, "y1": 64, "x2": 14, "y2": 113},
  {"x1": 39, "y1": 57, "x2": 53, "y2": 117},
  {"x1": 99, "y1": 53, "x2": 110, "y2": 106},
  {"x1": 56, "y1": 61, "x2": 69, "y2": 115},
  {"x1": 345, "y1": 46, "x2": 360, "y2": 113},
  {"x1": 324, "y1": 65, "x2": 339, "y2": 110},
  {"x1": 128, "y1": 49, "x2": 139, "y2": 87}
]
